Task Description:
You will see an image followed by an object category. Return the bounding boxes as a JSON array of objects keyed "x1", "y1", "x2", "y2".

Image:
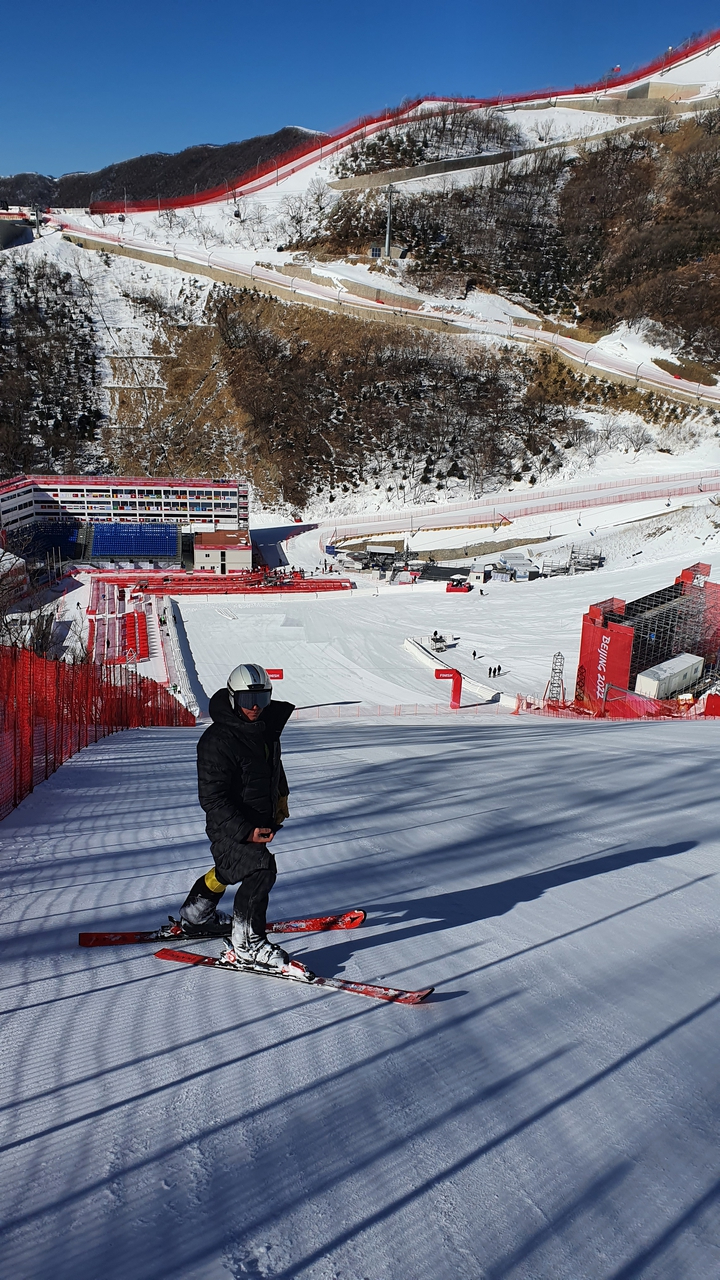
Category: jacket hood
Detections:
[{"x1": 208, "y1": 688, "x2": 295, "y2": 732}]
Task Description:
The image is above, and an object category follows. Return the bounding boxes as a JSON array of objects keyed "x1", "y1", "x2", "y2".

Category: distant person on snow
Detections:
[{"x1": 178, "y1": 664, "x2": 294, "y2": 974}]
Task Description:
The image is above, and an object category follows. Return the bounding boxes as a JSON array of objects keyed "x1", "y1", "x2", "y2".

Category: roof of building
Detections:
[
  {"x1": 194, "y1": 531, "x2": 252, "y2": 548},
  {"x1": 0, "y1": 474, "x2": 247, "y2": 497},
  {"x1": 637, "y1": 653, "x2": 703, "y2": 681}
]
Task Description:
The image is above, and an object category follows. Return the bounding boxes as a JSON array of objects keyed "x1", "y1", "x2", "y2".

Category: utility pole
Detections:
[{"x1": 384, "y1": 185, "x2": 393, "y2": 258}]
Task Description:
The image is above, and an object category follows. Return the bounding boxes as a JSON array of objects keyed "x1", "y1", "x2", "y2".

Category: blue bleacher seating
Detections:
[
  {"x1": 89, "y1": 524, "x2": 179, "y2": 559},
  {"x1": 18, "y1": 522, "x2": 82, "y2": 560}
]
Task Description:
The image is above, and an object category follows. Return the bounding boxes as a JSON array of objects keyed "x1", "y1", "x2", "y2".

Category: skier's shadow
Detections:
[{"x1": 294, "y1": 840, "x2": 698, "y2": 972}]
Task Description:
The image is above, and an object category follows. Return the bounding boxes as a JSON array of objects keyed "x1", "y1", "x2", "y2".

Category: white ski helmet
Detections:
[{"x1": 227, "y1": 663, "x2": 272, "y2": 711}]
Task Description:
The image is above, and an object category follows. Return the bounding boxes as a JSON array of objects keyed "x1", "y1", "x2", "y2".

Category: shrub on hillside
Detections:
[{"x1": 0, "y1": 257, "x2": 102, "y2": 476}]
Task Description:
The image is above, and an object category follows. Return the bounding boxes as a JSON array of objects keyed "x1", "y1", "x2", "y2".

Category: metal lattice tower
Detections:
[{"x1": 545, "y1": 652, "x2": 565, "y2": 704}]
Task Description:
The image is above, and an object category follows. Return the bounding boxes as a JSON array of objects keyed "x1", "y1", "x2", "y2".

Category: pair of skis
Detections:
[{"x1": 79, "y1": 909, "x2": 433, "y2": 1005}]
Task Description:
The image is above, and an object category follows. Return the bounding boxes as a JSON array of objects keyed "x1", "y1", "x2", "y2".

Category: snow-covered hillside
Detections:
[{"x1": 6, "y1": 30, "x2": 720, "y2": 522}]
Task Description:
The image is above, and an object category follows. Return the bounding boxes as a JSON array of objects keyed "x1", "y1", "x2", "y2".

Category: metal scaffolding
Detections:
[{"x1": 598, "y1": 566, "x2": 718, "y2": 690}]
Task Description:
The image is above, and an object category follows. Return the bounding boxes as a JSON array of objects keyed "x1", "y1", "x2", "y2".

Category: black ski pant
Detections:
[{"x1": 180, "y1": 838, "x2": 277, "y2": 938}]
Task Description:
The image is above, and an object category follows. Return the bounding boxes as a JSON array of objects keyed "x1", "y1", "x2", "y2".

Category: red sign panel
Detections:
[{"x1": 575, "y1": 615, "x2": 633, "y2": 714}]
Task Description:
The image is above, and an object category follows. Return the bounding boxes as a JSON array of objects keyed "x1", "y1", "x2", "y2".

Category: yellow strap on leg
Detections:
[{"x1": 204, "y1": 867, "x2": 227, "y2": 895}]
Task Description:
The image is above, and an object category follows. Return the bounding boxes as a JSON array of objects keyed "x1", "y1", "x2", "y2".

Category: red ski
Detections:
[
  {"x1": 78, "y1": 908, "x2": 366, "y2": 948},
  {"x1": 154, "y1": 946, "x2": 434, "y2": 1006}
]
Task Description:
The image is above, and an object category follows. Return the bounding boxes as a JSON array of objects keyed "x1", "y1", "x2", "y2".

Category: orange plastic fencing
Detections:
[{"x1": 0, "y1": 647, "x2": 195, "y2": 821}]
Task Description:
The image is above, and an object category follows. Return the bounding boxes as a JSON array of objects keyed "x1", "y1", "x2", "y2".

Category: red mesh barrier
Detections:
[
  {"x1": 85, "y1": 30, "x2": 720, "y2": 216},
  {"x1": 69, "y1": 569, "x2": 354, "y2": 596},
  {"x1": 0, "y1": 647, "x2": 195, "y2": 821}
]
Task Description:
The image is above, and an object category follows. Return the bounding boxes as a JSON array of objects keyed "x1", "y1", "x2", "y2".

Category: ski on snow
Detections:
[
  {"x1": 78, "y1": 908, "x2": 366, "y2": 948},
  {"x1": 154, "y1": 946, "x2": 434, "y2": 1005}
]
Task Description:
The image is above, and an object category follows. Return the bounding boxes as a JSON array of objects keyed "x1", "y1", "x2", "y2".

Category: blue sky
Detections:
[{"x1": 4, "y1": 0, "x2": 719, "y2": 176}]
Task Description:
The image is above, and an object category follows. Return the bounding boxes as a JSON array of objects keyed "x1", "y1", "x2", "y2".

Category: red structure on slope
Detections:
[
  {"x1": 574, "y1": 563, "x2": 720, "y2": 716},
  {"x1": 435, "y1": 668, "x2": 463, "y2": 709}
]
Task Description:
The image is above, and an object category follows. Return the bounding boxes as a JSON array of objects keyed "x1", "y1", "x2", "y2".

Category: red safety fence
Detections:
[
  {"x1": 75, "y1": 569, "x2": 354, "y2": 596},
  {"x1": 86, "y1": 30, "x2": 720, "y2": 215},
  {"x1": 0, "y1": 646, "x2": 195, "y2": 821},
  {"x1": 516, "y1": 689, "x2": 720, "y2": 722}
]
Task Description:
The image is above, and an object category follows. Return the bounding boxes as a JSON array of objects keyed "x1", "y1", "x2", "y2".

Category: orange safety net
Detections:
[{"x1": 0, "y1": 647, "x2": 195, "y2": 821}]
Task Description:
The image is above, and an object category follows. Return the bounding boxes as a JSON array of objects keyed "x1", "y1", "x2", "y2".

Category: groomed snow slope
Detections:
[
  {"x1": 174, "y1": 541, "x2": 720, "y2": 707},
  {"x1": 2, "y1": 716, "x2": 720, "y2": 1279}
]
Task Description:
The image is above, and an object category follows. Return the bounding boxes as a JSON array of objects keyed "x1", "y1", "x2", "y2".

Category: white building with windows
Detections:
[
  {"x1": 193, "y1": 529, "x2": 253, "y2": 572},
  {"x1": 0, "y1": 475, "x2": 249, "y2": 533}
]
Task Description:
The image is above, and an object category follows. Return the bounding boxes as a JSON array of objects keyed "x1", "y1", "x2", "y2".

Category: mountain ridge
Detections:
[{"x1": 0, "y1": 127, "x2": 320, "y2": 208}]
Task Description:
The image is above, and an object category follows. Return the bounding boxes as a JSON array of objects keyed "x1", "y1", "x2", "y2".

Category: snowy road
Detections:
[
  {"x1": 2, "y1": 716, "x2": 720, "y2": 1278},
  {"x1": 53, "y1": 213, "x2": 720, "y2": 414},
  {"x1": 318, "y1": 469, "x2": 720, "y2": 539}
]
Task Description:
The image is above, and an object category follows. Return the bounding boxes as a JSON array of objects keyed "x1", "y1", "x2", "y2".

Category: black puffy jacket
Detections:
[{"x1": 197, "y1": 689, "x2": 295, "y2": 845}]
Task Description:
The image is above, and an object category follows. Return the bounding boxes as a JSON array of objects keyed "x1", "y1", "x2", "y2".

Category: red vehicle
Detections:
[{"x1": 446, "y1": 576, "x2": 472, "y2": 593}]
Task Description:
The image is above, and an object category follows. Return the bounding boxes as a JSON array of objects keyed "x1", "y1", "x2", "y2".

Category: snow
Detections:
[
  {"x1": 167, "y1": 520, "x2": 720, "y2": 707},
  {"x1": 594, "y1": 321, "x2": 683, "y2": 369},
  {"x1": 504, "y1": 106, "x2": 643, "y2": 143},
  {"x1": 5, "y1": 373, "x2": 720, "y2": 1276},
  {"x1": 633, "y1": 39, "x2": 720, "y2": 90},
  {"x1": 424, "y1": 286, "x2": 539, "y2": 326},
  {"x1": 3, "y1": 712, "x2": 720, "y2": 1278},
  {"x1": 7, "y1": 50, "x2": 720, "y2": 1271}
]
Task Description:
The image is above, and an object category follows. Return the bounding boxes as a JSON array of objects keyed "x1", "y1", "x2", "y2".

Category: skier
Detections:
[{"x1": 178, "y1": 663, "x2": 295, "y2": 974}]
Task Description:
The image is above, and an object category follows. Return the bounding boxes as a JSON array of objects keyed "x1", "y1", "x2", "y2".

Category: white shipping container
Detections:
[
  {"x1": 499, "y1": 551, "x2": 533, "y2": 567},
  {"x1": 635, "y1": 653, "x2": 704, "y2": 700}
]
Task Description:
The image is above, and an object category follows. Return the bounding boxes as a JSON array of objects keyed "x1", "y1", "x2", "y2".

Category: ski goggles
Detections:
[{"x1": 232, "y1": 688, "x2": 272, "y2": 710}]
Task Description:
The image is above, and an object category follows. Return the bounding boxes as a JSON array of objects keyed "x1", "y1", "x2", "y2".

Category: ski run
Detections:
[
  {"x1": 3, "y1": 710, "x2": 720, "y2": 1278},
  {"x1": 6, "y1": 30, "x2": 720, "y2": 1277}
]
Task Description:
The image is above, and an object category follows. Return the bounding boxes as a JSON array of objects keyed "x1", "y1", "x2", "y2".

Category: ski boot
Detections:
[{"x1": 220, "y1": 932, "x2": 314, "y2": 982}]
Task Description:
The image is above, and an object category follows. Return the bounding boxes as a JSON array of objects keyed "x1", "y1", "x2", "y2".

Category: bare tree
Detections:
[{"x1": 653, "y1": 100, "x2": 677, "y2": 135}]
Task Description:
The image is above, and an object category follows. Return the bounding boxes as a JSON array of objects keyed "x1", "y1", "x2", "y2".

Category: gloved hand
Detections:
[{"x1": 275, "y1": 794, "x2": 290, "y2": 826}]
